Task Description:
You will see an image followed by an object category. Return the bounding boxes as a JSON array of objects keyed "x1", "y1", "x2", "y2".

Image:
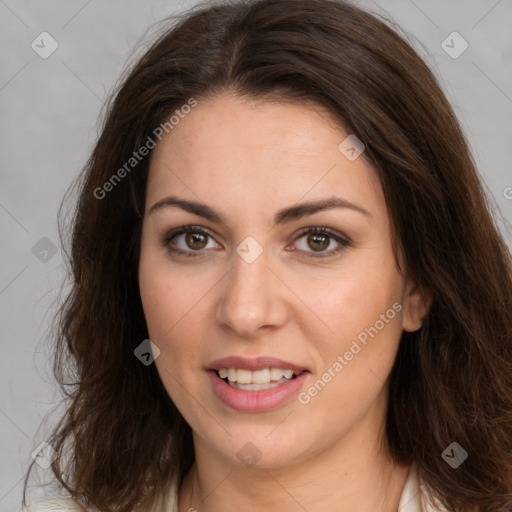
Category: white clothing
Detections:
[{"x1": 20, "y1": 464, "x2": 447, "y2": 511}]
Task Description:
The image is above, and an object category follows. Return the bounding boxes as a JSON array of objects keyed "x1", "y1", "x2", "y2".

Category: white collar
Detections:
[
  {"x1": 398, "y1": 464, "x2": 423, "y2": 511},
  {"x1": 398, "y1": 465, "x2": 447, "y2": 512}
]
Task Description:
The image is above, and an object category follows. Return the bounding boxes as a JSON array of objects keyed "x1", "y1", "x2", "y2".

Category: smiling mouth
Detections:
[
  {"x1": 208, "y1": 366, "x2": 310, "y2": 412},
  {"x1": 215, "y1": 368, "x2": 303, "y2": 391}
]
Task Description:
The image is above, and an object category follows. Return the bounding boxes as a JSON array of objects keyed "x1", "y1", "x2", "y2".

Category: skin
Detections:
[{"x1": 138, "y1": 92, "x2": 431, "y2": 512}]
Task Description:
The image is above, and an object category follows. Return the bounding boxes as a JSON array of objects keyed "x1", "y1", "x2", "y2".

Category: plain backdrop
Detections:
[{"x1": 1, "y1": 0, "x2": 511, "y2": 510}]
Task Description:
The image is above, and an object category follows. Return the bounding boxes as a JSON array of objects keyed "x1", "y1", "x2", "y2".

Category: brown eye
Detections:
[
  {"x1": 307, "y1": 232, "x2": 329, "y2": 251},
  {"x1": 163, "y1": 226, "x2": 220, "y2": 256},
  {"x1": 293, "y1": 227, "x2": 351, "y2": 259},
  {"x1": 185, "y1": 231, "x2": 208, "y2": 250}
]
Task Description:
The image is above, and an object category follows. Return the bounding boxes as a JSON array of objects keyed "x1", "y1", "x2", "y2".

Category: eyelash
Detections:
[{"x1": 161, "y1": 225, "x2": 351, "y2": 260}]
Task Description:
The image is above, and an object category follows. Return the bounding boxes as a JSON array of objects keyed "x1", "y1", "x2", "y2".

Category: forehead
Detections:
[{"x1": 146, "y1": 93, "x2": 383, "y2": 221}]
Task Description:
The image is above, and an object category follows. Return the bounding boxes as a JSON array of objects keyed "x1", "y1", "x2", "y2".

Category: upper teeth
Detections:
[{"x1": 218, "y1": 368, "x2": 299, "y2": 384}]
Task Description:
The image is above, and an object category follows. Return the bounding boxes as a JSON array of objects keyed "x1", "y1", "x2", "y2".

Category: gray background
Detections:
[{"x1": 1, "y1": 0, "x2": 511, "y2": 510}]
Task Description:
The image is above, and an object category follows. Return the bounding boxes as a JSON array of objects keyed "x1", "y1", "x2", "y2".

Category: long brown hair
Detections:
[{"x1": 22, "y1": 0, "x2": 512, "y2": 510}]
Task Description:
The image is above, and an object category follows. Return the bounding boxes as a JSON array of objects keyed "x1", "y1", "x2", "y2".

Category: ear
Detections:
[{"x1": 401, "y1": 279, "x2": 433, "y2": 332}]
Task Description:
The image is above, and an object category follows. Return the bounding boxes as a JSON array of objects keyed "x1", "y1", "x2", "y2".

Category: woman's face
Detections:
[{"x1": 138, "y1": 92, "x2": 427, "y2": 469}]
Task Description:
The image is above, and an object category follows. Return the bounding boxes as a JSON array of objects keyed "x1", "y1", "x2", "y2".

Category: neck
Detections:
[{"x1": 178, "y1": 405, "x2": 411, "y2": 512}]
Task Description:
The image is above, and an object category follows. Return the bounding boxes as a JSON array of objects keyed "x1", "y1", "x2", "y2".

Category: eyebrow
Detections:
[{"x1": 148, "y1": 195, "x2": 371, "y2": 224}]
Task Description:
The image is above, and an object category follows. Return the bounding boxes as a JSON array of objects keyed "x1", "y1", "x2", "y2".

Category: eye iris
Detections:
[
  {"x1": 308, "y1": 233, "x2": 329, "y2": 251},
  {"x1": 186, "y1": 232, "x2": 207, "y2": 250}
]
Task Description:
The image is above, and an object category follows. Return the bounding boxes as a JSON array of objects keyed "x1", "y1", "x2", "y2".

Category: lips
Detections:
[
  {"x1": 208, "y1": 355, "x2": 309, "y2": 373},
  {"x1": 208, "y1": 368, "x2": 310, "y2": 412},
  {"x1": 206, "y1": 355, "x2": 311, "y2": 411}
]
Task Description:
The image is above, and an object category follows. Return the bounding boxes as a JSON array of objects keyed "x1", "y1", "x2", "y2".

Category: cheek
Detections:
[
  {"x1": 138, "y1": 253, "x2": 208, "y2": 407},
  {"x1": 138, "y1": 255, "x2": 174, "y2": 340},
  {"x1": 295, "y1": 258, "x2": 402, "y2": 344},
  {"x1": 323, "y1": 295, "x2": 402, "y2": 397},
  {"x1": 139, "y1": 246, "x2": 207, "y2": 341},
  {"x1": 292, "y1": 253, "x2": 404, "y2": 405},
  {"x1": 138, "y1": 248, "x2": 219, "y2": 386}
]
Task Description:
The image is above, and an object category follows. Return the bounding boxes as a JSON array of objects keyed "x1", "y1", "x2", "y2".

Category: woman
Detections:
[{"x1": 21, "y1": 0, "x2": 512, "y2": 511}]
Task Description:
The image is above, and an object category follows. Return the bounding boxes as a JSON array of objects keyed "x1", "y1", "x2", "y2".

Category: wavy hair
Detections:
[{"x1": 22, "y1": 0, "x2": 512, "y2": 511}]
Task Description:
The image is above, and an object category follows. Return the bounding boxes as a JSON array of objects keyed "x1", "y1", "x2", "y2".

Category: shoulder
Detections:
[
  {"x1": 19, "y1": 497, "x2": 89, "y2": 512},
  {"x1": 20, "y1": 473, "x2": 180, "y2": 512}
]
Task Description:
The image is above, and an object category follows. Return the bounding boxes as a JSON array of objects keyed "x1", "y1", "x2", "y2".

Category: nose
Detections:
[{"x1": 215, "y1": 245, "x2": 288, "y2": 338}]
